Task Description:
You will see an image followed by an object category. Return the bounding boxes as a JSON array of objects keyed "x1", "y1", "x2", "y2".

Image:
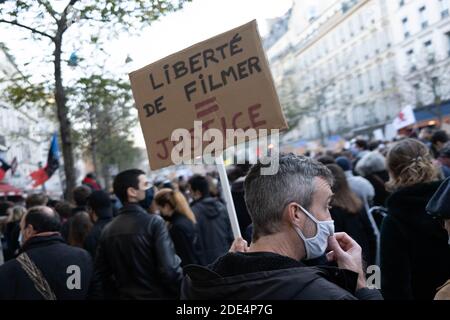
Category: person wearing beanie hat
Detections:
[
  {"x1": 427, "y1": 178, "x2": 450, "y2": 300},
  {"x1": 335, "y1": 156, "x2": 374, "y2": 209}
]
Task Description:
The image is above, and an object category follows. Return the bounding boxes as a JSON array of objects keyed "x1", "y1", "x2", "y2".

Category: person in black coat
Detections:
[
  {"x1": 380, "y1": 139, "x2": 450, "y2": 300},
  {"x1": 188, "y1": 174, "x2": 234, "y2": 265},
  {"x1": 326, "y1": 164, "x2": 376, "y2": 266},
  {"x1": 155, "y1": 188, "x2": 200, "y2": 267},
  {"x1": 0, "y1": 206, "x2": 97, "y2": 299},
  {"x1": 95, "y1": 169, "x2": 183, "y2": 299},
  {"x1": 84, "y1": 190, "x2": 113, "y2": 259}
]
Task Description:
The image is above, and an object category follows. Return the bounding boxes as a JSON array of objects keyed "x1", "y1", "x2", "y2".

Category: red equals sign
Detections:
[{"x1": 195, "y1": 97, "x2": 219, "y2": 118}]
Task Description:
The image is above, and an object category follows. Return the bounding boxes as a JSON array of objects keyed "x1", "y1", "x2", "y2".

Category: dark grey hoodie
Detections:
[{"x1": 190, "y1": 196, "x2": 234, "y2": 265}]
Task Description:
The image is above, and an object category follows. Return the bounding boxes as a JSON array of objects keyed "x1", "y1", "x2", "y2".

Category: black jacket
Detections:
[
  {"x1": 95, "y1": 204, "x2": 183, "y2": 299},
  {"x1": 84, "y1": 217, "x2": 112, "y2": 259},
  {"x1": 181, "y1": 252, "x2": 383, "y2": 300},
  {"x1": 381, "y1": 181, "x2": 450, "y2": 300},
  {"x1": 365, "y1": 170, "x2": 390, "y2": 207},
  {"x1": 190, "y1": 197, "x2": 234, "y2": 265},
  {"x1": 168, "y1": 212, "x2": 200, "y2": 267},
  {"x1": 331, "y1": 206, "x2": 377, "y2": 266},
  {"x1": 0, "y1": 234, "x2": 95, "y2": 300}
]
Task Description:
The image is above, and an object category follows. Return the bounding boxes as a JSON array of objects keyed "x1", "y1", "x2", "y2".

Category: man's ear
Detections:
[
  {"x1": 286, "y1": 203, "x2": 302, "y2": 225},
  {"x1": 127, "y1": 186, "x2": 137, "y2": 200},
  {"x1": 24, "y1": 224, "x2": 35, "y2": 237}
]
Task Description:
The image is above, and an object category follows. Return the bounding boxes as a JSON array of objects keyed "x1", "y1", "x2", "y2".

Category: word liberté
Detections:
[{"x1": 143, "y1": 32, "x2": 263, "y2": 118}]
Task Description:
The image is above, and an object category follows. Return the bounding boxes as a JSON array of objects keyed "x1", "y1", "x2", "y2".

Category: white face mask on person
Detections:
[{"x1": 294, "y1": 205, "x2": 335, "y2": 260}]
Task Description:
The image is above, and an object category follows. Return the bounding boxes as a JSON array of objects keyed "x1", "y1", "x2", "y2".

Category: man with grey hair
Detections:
[{"x1": 181, "y1": 154, "x2": 383, "y2": 300}]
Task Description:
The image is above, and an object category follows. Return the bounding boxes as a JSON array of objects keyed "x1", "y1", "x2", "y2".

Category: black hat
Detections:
[{"x1": 426, "y1": 177, "x2": 450, "y2": 219}]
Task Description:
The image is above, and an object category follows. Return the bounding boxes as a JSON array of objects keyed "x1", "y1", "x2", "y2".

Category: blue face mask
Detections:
[{"x1": 139, "y1": 187, "x2": 155, "y2": 210}]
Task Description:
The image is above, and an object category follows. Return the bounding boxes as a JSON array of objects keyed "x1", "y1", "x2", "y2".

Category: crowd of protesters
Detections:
[{"x1": 0, "y1": 130, "x2": 449, "y2": 300}]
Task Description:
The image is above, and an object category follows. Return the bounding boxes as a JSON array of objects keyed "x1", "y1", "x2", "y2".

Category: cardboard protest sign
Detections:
[{"x1": 129, "y1": 20, "x2": 287, "y2": 170}]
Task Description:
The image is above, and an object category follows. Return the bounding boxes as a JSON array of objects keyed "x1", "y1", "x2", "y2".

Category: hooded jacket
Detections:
[
  {"x1": 190, "y1": 196, "x2": 234, "y2": 265},
  {"x1": 380, "y1": 181, "x2": 450, "y2": 300},
  {"x1": 181, "y1": 252, "x2": 383, "y2": 300}
]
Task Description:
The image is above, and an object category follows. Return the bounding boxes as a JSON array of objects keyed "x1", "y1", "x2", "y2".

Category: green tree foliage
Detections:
[{"x1": 70, "y1": 74, "x2": 141, "y2": 188}]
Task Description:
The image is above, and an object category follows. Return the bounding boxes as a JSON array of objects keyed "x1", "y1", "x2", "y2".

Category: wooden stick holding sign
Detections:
[{"x1": 215, "y1": 155, "x2": 241, "y2": 239}]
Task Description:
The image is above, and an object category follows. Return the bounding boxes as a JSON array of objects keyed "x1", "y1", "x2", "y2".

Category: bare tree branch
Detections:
[
  {"x1": 59, "y1": 0, "x2": 80, "y2": 32},
  {"x1": 63, "y1": 0, "x2": 80, "y2": 14},
  {"x1": 36, "y1": 0, "x2": 59, "y2": 22},
  {"x1": 0, "y1": 19, "x2": 54, "y2": 40}
]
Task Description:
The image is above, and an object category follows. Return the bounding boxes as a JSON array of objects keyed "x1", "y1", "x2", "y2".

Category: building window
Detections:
[
  {"x1": 407, "y1": 49, "x2": 416, "y2": 72},
  {"x1": 424, "y1": 40, "x2": 435, "y2": 63},
  {"x1": 419, "y1": 6, "x2": 428, "y2": 29},
  {"x1": 413, "y1": 83, "x2": 422, "y2": 105},
  {"x1": 358, "y1": 74, "x2": 364, "y2": 94},
  {"x1": 368, "y1": 69, "x2": 374, "y2": 91},
  {"x1": 359, "y1": 13, "x2": 365, "y2": 30},
  {"x1": 377, "y1": 64, "x2": 384, "y2": 90},
  {"x1": 402, "y1": 17, "x2": 410, "y2": 38},
  {"x1": 440, "y1": 0, "x2": 449, "y2": 19},
  {"x1": 447, "y1": 32, "x2": 450, "y2": 57}
]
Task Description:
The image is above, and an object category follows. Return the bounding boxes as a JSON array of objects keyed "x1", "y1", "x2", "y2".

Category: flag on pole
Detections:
[
  {"x1": 393, "y1": 105, "x2": 416, "y2": 130},
  {"x1": 30, "y1": 133, "x2": 60, "y2": 188},
  {"x1": 0, "y1": 158, "x2": 11, "y2": 181}
]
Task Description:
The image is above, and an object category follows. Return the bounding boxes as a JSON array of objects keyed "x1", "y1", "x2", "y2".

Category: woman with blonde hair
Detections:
[
  {"x1": 380, "y1": 138, "x2": 450, "y2": 300},
  {"x1": 155, "y1": 188, "x2": 200, "y2": 266}
]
